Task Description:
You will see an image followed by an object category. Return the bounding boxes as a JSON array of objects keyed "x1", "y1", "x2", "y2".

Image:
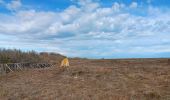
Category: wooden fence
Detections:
[{"x1": 0, "y1": 63, "x2": 53, "y2": 75}]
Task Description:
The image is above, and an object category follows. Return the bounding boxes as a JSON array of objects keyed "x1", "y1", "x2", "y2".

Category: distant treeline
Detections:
[{"x1": 0, "y1": 48, "x2": 65, "y2": 64}]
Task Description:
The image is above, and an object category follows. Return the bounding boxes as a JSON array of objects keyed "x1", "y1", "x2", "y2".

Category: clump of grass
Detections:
[
  {"x1": 0, "y1": 88, "x2": 8, "y2": 97},
  {"x1": 143, "y1": 90, "x2": 161, "y2": 99}
]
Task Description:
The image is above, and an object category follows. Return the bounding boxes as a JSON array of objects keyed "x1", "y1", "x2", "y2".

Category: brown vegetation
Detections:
[
  {"x1": 0, "y1": 58, "x2": 170, "y2": 100},
  {"x1": 0, "y1": 48, "x2": 65, "y2": 65}
]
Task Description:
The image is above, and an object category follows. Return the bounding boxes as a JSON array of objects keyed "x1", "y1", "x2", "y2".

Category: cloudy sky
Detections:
[{"x1": 0, "y1": 0, "x2": 170, "y2": 58}]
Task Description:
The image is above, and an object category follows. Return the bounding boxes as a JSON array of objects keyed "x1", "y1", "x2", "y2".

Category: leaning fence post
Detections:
[
  {"x1": 5, "y1": 64, "x2": 13, "y2": 72},
  {"x1": 17, "y1": 63, "x2": 22, "y2": 70}
]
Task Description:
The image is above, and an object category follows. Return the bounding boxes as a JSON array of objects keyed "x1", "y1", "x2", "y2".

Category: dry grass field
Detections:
[{"x1": 0, "y1": 58, "x2": 170, "y2": 100}]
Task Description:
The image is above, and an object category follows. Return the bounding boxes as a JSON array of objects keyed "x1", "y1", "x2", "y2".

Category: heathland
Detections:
[{"x1": 0, "y1": 49, "x2": 170, "y2": 100}]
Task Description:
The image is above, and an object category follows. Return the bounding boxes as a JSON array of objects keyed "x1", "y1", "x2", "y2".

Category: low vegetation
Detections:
[
  {"x1": 0, "y1": 58, "x2": 170, "y2": 100},
  {"x1": 0, "y1": 48, "x2": 65, "y2": 64}
]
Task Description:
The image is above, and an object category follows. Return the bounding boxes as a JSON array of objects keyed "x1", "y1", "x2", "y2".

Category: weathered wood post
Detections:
[
  {"x1": 17, "y1": 63, "x2": 22, "y2": 70},
  {"x1": 0, "y1": 64, "x2": 3, "y2": 75},
  {"x1": 0, "y1": 64, "x2": 7, "y2": 75},
  {"x1": 5, "y1": 64, "x2": 13, "y2": 72}
]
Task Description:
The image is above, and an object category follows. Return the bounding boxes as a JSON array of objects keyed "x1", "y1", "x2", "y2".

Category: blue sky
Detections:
[{"x1": 0, "y1": 0, "x2": 170, "y2": 58}]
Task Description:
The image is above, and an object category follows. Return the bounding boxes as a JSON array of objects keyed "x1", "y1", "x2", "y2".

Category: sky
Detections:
[{"x1": 0, "y1": 0, "x2": 170, "y2": 58}]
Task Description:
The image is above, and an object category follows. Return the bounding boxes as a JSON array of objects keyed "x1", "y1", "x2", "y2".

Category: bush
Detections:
[{"x1": 0, "y1": 48, "x2": 65, "y2": 64}]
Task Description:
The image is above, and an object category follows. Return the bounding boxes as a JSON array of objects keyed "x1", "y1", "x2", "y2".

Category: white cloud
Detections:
[
  {"x1": 77, "y1": 0, "x2": 99, "y2": 12},
  {"x1": 112, "y1": 2, "x2": 124, "y2": 12},
  {"x1": 6, "y1": 0, "x2": 22, "y2": 11},
  {"x1": 130, "y1": 2, "x2": 138, "y2": 8},
  {"x1": 0, "y1": 1, "x2": 170, "y2": 58}
]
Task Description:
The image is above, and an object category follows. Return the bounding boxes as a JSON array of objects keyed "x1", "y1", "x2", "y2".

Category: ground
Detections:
[{"x1": 0, "y1": 58, "x2": 170, "y2": 100}]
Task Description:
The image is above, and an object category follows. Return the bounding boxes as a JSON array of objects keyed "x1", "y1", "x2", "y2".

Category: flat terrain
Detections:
[{"x1": 0, "y1": 58, "x2": 170, "y2": 100}]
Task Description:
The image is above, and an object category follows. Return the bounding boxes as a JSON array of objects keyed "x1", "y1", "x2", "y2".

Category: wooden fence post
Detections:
[
  {"x1": 4, "y1": 64, "x2": 6, "y2": 75},
  {"x1": 16, "y1": 63, "x2": 22, "y2": 70},
  {"x1": 0, "y1": 64, "x2": 3, "y2": 75},
  {"x1": 2, "y1": 64, "x2": 6, "y2": 75},
  {"x1": 5, "y1": 64, "x2": 13, "y2": 72}
]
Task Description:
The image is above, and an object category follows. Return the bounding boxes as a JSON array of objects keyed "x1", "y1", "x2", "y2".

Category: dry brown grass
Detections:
[{"x1": 0, "y1": 58, "x2": 170, "y2": 100}]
